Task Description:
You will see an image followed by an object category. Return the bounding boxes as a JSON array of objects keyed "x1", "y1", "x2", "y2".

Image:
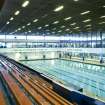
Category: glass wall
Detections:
[{"x1": 0, "y1": 32, "x2": 105, "y2": 48}]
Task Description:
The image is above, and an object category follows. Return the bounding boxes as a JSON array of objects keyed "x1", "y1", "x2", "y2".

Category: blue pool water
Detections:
[{"x1": 21, "y1": 59, "x2": 105, "y2": 101}]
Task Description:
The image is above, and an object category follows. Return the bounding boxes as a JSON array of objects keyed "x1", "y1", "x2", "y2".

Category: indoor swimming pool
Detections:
[{"x1": 21, "y1": 59, "x2": 105, "y2": 102}]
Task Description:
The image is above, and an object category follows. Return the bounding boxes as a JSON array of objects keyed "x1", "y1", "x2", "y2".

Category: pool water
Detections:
[{"x1": 21, "y1": 59, "x2": 105, "y2": 102}]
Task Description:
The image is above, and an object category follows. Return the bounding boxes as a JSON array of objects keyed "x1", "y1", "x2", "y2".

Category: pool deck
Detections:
[{"x1": 61, "y1": 57, "x2": 105, "y2": 67}]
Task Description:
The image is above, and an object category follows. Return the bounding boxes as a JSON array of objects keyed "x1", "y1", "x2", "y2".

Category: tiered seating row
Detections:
[{"x1": 0, "y1": 58, "x2": 74, "y2": 105}]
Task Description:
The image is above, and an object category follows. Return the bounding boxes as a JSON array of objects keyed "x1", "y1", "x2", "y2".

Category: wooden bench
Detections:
[
  {"x1": 0, "y1": 91, "x2": 6, "y2": 105},
  {"x1": 25, "y1": 70, "x2": 53, "y2": 89},
  {"x1": 12, "y1": 69, "x2": 73, "y2": 105},
  {"x1": 0, "y1": 70, "x2": 33, "y2": 105},
  {"x1": 20, "y1": 70, "x2": 72, "y2": 105},
  {"x1": 11, "y1": 71, "x2": 51, "y2": 105},
  {"x1": 2, "y1": 59, "x2": 74, "y2": 105}
]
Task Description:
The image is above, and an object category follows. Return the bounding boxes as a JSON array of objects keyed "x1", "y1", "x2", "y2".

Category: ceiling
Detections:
[
  {"x1": 0, "y1": 0, "x2": 5, "y2": 10},
  {"x1": 0, "y1": 0, "x2": 105, "y2": 36}
]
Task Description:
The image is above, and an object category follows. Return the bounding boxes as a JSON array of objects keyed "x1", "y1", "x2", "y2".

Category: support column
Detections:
[
  {"x1": 91, "y1": 32, "x2": 93, "y2": 48},
  {"x1": 100, "y1": 31, "x2": 103, "y2": 48}
]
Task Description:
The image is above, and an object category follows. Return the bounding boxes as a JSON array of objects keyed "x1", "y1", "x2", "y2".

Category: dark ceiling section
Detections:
[
  {"x1": 0, "y1": 0, "x2": 105, "y2": 35},
  {"x1": 0, "y1": 0, "x2": 5, "y2": 10}
]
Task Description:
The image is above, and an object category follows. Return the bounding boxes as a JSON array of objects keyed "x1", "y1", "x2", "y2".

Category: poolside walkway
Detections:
[{"x1": 61, "y1": 57, "x2": 105, "y2": 67}]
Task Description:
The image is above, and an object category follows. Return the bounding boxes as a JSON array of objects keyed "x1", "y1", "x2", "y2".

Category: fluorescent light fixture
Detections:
[
  {"x1": 38, "y1": 27, "x2": 42, "y2": 29},
  {"x1": 85, "y1": 24, "x2": 91, "y2": 27},
  {"x1": 6, "y1": 21, "x2": 10, "y2": 24},
  {"x1": 46, "y1": 29, "x2": 49, "y2": 31},
  {"x1": 10, "y1": 17, "x2": 14, "y2": 21},
  {"x1": 22, "y1": 1, "x2": 29, "y2": 7},
  {"x1": 100, "y1": 15, "x2": 105, "y2": 18},
  {"x1": 33, "y1": 19, "x2": 38, "y2": 22},
  {"x1": 15, "y1": 30, "x2": 18, "y2": 32},
  {"x1": 28, "y1": 30, "x2": 31, "y2": 32},
  {"x1": 54, "y1": 5, "x2": 64, "y2": 12},
  {"x1": 74, "y1": 27, "x2": 79, "y2": 29},
  {"x1": 58, "y1": 30, "x2": 62, "y2": 32},
  {"x1": 83, "y1": 19, "x2": 91, "y2": 23},
  {"x1": 53, "y1": 21, "x2": 59, "y2": 24},
  {"x1": 86, "y1": 28, "x2": 91, "y2": 30},
  {"x1": 99, "y1": 22, "x2": 105, "y2": 24},
  {"x1": 22, "y1": 26, "x2": 25, "y2": 28},
  {"x1": 52, "y1": 28, "x2": 56, "y2": 30},
  {"x1": 18, "y1": 28, "x2": 21, "y2": 31},
  {"x1": 65, "y1": 29, "x2": 70, "y2": 31},
  {"x1": 52, "y1": 32, "x2": 55, "y2": 34},
  {"x1": 27, "y1": 23, "x2": 31, "y2": 26},
  {"x1": 80, "y1": 11, "x2": 90, "y2": 15},
  {"x1": 74, "y1": 0, "x2": 79, "y2": 2},
  {"x1": 14, "y1": 11, "x2": 20, "y2": 15},
  {"x1": 45, "y1": 24, "x2": 49, "y2": 27},
  {"x1": 70, "y1": 22, "x2": 76, "y2": 26},
  {"x1": 61, "y1": 25, "x2": 65, "y2": 28},
  {"x1": 64, "y1": 17, "x2": 72, "y2": 21}
]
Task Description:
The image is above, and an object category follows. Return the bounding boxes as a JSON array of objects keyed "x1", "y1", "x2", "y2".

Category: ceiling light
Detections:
[
  {"x1": 42, "y1": 14, "x2": 48, "y2": 18},
  {"x1": 85, "y1": 24, "x2": 91, "y2": 27},
  {"x1": 86, "y1": 28, "x2": 91, "y2": 30},
  {"x1": 99, "y1": 22, "x2": 105, "y2": 24},
  {"x1": 14, "y1": 10, "x2": 20, "y2": 15},
  {"x1": 53, "y1": 21, "x2": 59, "y2": 24},
  {"x1": 15, "y1": 30, "x2": 18, "y2": 32},
  {"x1": 28, "y1": 30, "x2": 31, "y2": 33},
  {"x1": 74, "y1": 0, "x2": 79, "y2": 2},
  {"x1": 52, "y1": 28, "x2": 56, "y2": 30},
  {"x1": 70, "y1": 23, "x2": 76, "y2": 26},
  {"x1": 80, "y1": 11, "x2": 90, "y2": 15},
  {"x1": 22, "y1": 26, "x2": 25, "y2": 28},
  {"x1": 27, "y1": 23, "x2": 31, "y2": 26},
  {"x1": 61, "y1": 25, "x2": 65, "y2": 28},
  {"x1": 83, "y1": 19, "x2": 91, "y2": 23},
  {"x1": 38, "y1": 27, "x2": 42, "y2": 29},
  {"x1": 18, "y1": 28, "x2": 21, "y2": 31},
  {"x1": 54, "y1": 5, "x2": 64, "y2": 12},
  {"x1": 58, "y1": 30, "x2": 62, "y2": 32},
  {"x1": 52, "y1": 32, "x2": 55, "y2": 34},
  {"x1": 6, "y1": 21, "x2": 10, "y2": 24},
  {"x1": 22, "y1": 1, "x2": 29, "y2": 7},
  {"x1": 33, "y1": 19, "x2": 38, "y2": 22},
  {"x1": 46, "y1": 29, "x2": 49, "y2": 31},
  {"x1": 45, "y1": 24, "x2": 49, "y2": 27},
  {"x1": 100, "y1": 16, "x2": 105, "y2": 18},
  {"x1": 65, "y1": 29, "x2": 70, "y2": 31},
  {"x1": 74, "y1": 27, "x2": 79, "y2": 29},
  {"x1": 10, "y1": 17, "x2": 14, "y2": 21},
  {"x1": 64, "y1": 17, "x2": 72, "y2": 21},
  {"x1": 103, "y1": 5, "x2": 105, "y2": 8}
]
